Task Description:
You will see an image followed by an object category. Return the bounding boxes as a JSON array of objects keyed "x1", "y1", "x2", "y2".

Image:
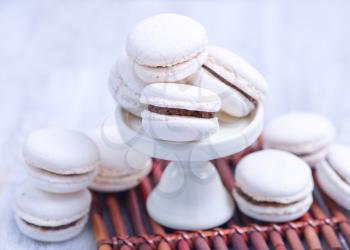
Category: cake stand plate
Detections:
[{"x1": 115, "y1": 105, "x2": 264, "y2": 230}]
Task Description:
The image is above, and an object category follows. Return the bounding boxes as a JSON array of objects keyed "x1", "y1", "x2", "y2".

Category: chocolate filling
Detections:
[
  {"x1": 22, "y1": 217, "x2": 81, "y2": 231},
  {"x1": 148, "y1": 105, "x2": 215, "y2": 118},
  {"x1": 236, "y1": 187, "x2": 302, "y2": 207},
  {"x1": 203, "y1": 65, "x2": 257, "y2": 105}
]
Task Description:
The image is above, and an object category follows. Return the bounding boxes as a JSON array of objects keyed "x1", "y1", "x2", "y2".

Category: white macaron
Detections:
[
  {"x1": 88, "y1": 126, "x2": 152, "y2": 192},
  {"x1": 263, "y1": 112, "x2": 336, "y2": 167},
  {"x1": 127, "y1": 13, "x2": 208, "y2": 83},
  {"x1": 109, "y1": 52, "x2": 148, "y2": 117},
  {"x1": 317, "y1": 144, "x2": 350, "y2": 210},
  {"x1": 233, "y1": 150, "x2": 313, "y2": 222},
  {"x1": 14, "y1": 183, "x2": 91, "y2": 242},
  {"x1": 23, "y1": 128, "x2": 99, "y2": 193},
  {"x1": 194, "y1": 46, "x2": 267, "y2": 117},
  {"x1": 140, "y1": 83, "x2": 221, "y2": 142}
]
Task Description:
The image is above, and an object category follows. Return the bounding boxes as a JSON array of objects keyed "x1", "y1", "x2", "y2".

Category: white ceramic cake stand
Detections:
[{"x1": 115, "y1": 105, "x2": 264, "y2": 230}]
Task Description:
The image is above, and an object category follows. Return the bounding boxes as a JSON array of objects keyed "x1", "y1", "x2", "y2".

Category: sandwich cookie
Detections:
[
  {"x1": 109, "y1": 53, "x2": 148, "y2": 117},
  {"x1": 14, "y1": 183, "x2": 91, "y2": 242},
  {"x1": 140, "y1": 83, "x2": 221, "y2": 142},
  {"x1": 194, "y1": 46, "x2": 267, "y2": 117},
  {"x1": 233, "y1": 150, "x2": 314, "y2": 222},
  {"x1": 317, "y1": 144, "x2": 350, "y2": 210},
  {"x1": 264, "y1": 112, "x2": 335, "y2": 167},
  {"x1": 23, "y1": 128, "x2": 99, "y2": 193},
  {"x1": 127, "y1": 13, "x2": 208, "y2": 83},
  {"x1": 89, "y1": 125, "x2": 152, "y2": 192}
]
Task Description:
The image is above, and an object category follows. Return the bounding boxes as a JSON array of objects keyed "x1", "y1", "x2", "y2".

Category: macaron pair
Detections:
[
  {"x1": 233, "y1": 150, "x2": 314, "y2": 222},
  {"x1": 23, "y1": 128, "x2": 99, "y2": 193},
  {"x1": 14, "y1": 183, "x2": 91, "y2": 242},
  {"x1": 126, "y1": 13, "x2": 208, "y2": 83},
  {"x1": 140, "y1": 83, "x2": 221, "y2": 142},
  {"x1": 264, "y1": 112, "x2": 335, "y2": 166},
  {"x1": 317, "y1": 144, "x2": 350, "y2": 210},
  {"x1": 88, "y1": 125, "x2": 152, "y2": 192},
  {"x1": 194, "y1": 46, "x2": 268, "y2": 118}
]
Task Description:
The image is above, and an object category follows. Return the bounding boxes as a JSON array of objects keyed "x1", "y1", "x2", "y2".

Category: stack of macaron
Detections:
[
  {"x1": 14, "y1": 128, "x2": 100, "y2": 242},
  {"x1": 88, "y1": 124, "x2": 152, "y2": 192},
  {"x1": 263, "y1": 112, "x2": 336, "y2": 167},
  {"x1": 109, "y1": 13, "x2": 268, "y2": 142}
]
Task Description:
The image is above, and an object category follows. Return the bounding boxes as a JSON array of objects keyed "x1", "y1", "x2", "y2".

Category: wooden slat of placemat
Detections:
[{"x1": 90, "y1": 147, "x2": 350, "y2": 250}]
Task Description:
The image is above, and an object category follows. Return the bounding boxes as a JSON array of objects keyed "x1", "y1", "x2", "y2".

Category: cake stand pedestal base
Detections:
[{"x1": 147, "y1": 161, "x2": 234, "y2": 230}]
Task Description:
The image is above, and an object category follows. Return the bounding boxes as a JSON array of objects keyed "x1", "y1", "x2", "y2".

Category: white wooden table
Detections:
[{"x1": 1, "y1": 0, "x2": 350, "y2": 249}]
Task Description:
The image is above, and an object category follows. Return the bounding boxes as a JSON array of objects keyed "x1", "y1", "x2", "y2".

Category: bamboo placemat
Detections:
[{"x1": 90, "y1": 143, "x2": 350, "y2": 250}]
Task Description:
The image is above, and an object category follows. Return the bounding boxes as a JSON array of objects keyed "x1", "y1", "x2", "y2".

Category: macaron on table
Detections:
[{"x1": 12, "y1": 12, "x2": 350, "y2": 250}]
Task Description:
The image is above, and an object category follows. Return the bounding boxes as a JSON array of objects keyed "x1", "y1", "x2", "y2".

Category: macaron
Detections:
[
  {"x1": 127, "y1": 13, "x2": 208, "y2": 83},
  {"x1": 23, "y1": 128, "x2": 99, "y2": 193},
  {"x1": 109, "y1": 52, "x2": 148, "y2": 117},
  {"x1": 194, "y1": 46, "x2": 267, "y2": 117},
  {"x1": 140, "y1": 83, "x2": 221, "y2": 142},
  {"x1": 263, "y1": 112, "x2": 336, "y2": 166},
  {"x1": 14, "y1": 183, "x2": 91, "y2": 242},
  {"x1": 88, "y1": 126, "x2": 152, "y2": 192},
  {"x1": 317, "y1": 144, "x2": 350, "y2": 210},
  {"x1": 233, "y1": 150, "x2": 314, "y2": 222}
]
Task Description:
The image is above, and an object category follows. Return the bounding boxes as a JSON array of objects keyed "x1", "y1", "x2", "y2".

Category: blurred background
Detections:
[{"x1": 1, "y1": 0, "x2": 350, "y2": 248}]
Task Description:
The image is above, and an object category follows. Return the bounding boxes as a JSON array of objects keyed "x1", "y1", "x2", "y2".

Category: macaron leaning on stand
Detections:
[
  {"x1": 126, "y1": 13, "x2": 208, "y2": 83},
  {"x1": 88, "y1": 122, "x2": 152, "y2": 192},
  {"x1": 317, "y1": 144, "x2": 350, "y2": 210},
  {"x1": 140, "y1": 83, "x2": 221, "y2": 142},
  {"x1": 23, "y1": 128, "x2": 99, "y2": 193},
  {"x1": 109, "y1": 52, "x2": 148, "y2": 117},
  {"x1": 233, "y1": 150, "x2": 314, "y2": 222},
  {"x1": 194, "y1": 46, "x2": 268, "y2": 118},
  {"x1": 263, "y1": 112, "x2": 336, "y2": 167}
]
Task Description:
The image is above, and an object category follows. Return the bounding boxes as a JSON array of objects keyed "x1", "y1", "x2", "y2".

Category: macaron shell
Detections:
[
  {"x1": 127, "y1": 13, "x2": 208, "y2": 67},
  {"x1": 23, "y1": 128, "x2": 99, "y2": 175},
  {"x1": 28, "y1": 167, "x2": 96, "y2": 193},
  {"x1": 301, "y1": 146, "x2": 329, "y2": 167},
  {"x1": 89, "y1": 162, "x2": 151, "y2": 192},
  {"x1": 15, "y1": 184, "x2": 91, "y2": 227},
  {"x1": 142, "y1": 110, "x2": 219, "y2": 142},
  {"x1": 89, "y1": 126, "x2": 152, "y2": 173},
  {"x1": 235, "y1": 150, "x2": 313, "y2": 203},
  {"x1": 327, "y1": 144, "x2": 350, "y2": 182},
  {"x1": 140, "y1": 83, "x2": 221, "y2": 112},
  {"x1": 134, "y1": 49, "x2": 208, "y2": 83},
  {"x1": 109, "y1": 61, "x2": 146, "y2": 117},
  {"x1": 204, "y1": 46, "x2": 267, "y2": 101},
  {"x1": 233, "y1": 189, "x2": 312, "y2": 222},
  {"x1": 15, "y1": 214, "x2": 88, "y2": 242},
  {"x1": 317, "y1": 161, "x2": 350, "y2": 210},
  {"x1": 263, "y1": 112, "x2": 335, "y2": 155},
  {"x1": 194, "y1": 68, "x2": 254, "y2": 117}
]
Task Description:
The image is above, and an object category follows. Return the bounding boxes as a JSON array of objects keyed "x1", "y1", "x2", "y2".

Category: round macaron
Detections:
[
  {"x1": 23, "y1": 128, "x2": 99, "y2": 193},
  {"x1": 233, "y1": 150, "x2": 314, "y2": 222},
  {"x1": 88, "y1": 125, "x2": 152, "y2": 192},
  {"x1": 194, "y1": 46, "x2": 267, "y2": 117},
  {"x1": 317, "y1": 144, "x2": 350, "y2": 210},
  {"x1": 140, "y1": 83, "x2": 221, "y2": 142},
  {"x1": 127, "y1": 13, "x2": 208, "y2": 83},
  {"x1": 263, "y1": 112, "x2": 336, "y2": 167},
  {"x1": 109, "y1": 52, "x2": 148, "y2": 117},
  {"x1": 14, "y1": 183, "x2": 91, "y2": 242}
]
